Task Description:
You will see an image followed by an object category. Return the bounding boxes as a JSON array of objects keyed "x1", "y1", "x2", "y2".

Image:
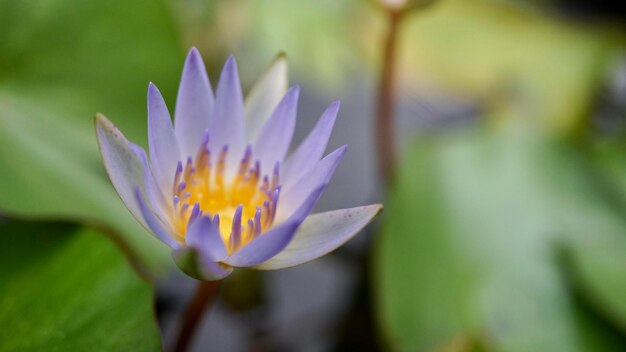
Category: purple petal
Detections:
[
  {"x1": 148, "y1": 83, "x2": 181, "y2": 193},
  {"x1": 129, "y1": 143, "x2": 172, "y2": 221},
  {"x1": 276, "y1": 145, "x2": 347, "y2": 222},
  {"x1": 98, "y1": 114, "x2": 176, "y2": 247},
  {"x1": 209, "y1": 56, "x2": 245, "y2": 174},
  {"x1": 253, "y1": 86, "x2": 299, "y2": 168},
  {"x1": 244, "y1": 54, "x2": 288, "y2": 141},
  {"x1": 282, "y1": 100, "x2": 339, "y2": 190},
  {"x1": 95, "y1": 114, "x2": 150, "y2": 229},
  {"x1": 223, "y1": 186, "x2": 326, "y2": 267},
  {"x1": 172, "y1": 248, "x2": 233, "y2": 281},
  {"x1": 175, "y1": 48, "x2": 214, "y2": 158},
  {"x1": 229, "y1": 206, "x2": 243, "y2": 252},
  {"x1": 255, "y1": 204, "x2": 383, "y2": 270},
  {"x1": 185, "y1": 215, "x2": 228, "y2": 261},
  {"x1": 134, "y1": 188, "x2": 180, "y2": 249}
]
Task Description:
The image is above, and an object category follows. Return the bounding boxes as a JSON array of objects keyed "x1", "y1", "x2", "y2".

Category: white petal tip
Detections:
[
  {"x1": 95, "y1": 113, "x2": 110, "y2": 128},
  {"x1": 147, "y1": 82, "x2": 160, "y2": 94}
]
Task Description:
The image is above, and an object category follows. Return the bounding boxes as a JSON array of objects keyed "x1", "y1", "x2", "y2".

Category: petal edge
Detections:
[
  {"x1": 95, "y1": 114, "x2": 147, "y2": 228},
  {"x1": 209, "y1": 56, "x2": 245, "y2": 175},
  {"x1": 175, "y1": 47, "x2": 214, "y2": 158},
  {"x1": 282, "y1": 100, "x2": 339, "y2": 190},
  {"x1": 186, "y1": 215, "x2": 228, "y2": 261},
  {"x1": 223, "y1": 186, "x2": 326, "y2": 267},
  {"x1": 148, "y1": 83, "x2": 181, "y2": 192},
  {"x1": 245, "y1": 53, "x2": 288, "y2": 141},
  {"x1": 253, "y1": 85, "x2": 300, "y2": 168},
  {"x1": 255, "y1": 204, "x2": 382, "y2": 270}
]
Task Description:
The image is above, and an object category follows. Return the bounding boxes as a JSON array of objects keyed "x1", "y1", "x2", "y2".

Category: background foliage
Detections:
[{"x1": 0, "y1": 0, "x2": 624, "y2": 350}]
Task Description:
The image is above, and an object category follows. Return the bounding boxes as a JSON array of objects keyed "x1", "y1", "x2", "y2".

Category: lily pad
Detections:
[
  {"x1": 0, "y1": 220, "x2": 161, "y2": 351},
  {"x1": 375, "y1": 124, "x2": 626, "y2": 351}
]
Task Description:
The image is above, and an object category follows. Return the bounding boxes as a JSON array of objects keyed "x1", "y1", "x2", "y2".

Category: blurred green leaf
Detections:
[
  {"x1": 588, "y1": 142, "x2": 626, "y2": 209},
  {"x1": 190, "y1": 0, "x2": 366, "y2": 92},
  {"x1": 546, "y1": 144, "x2": 626, "y2": 333},
  {"x1": 0, "y1": 0, "x2": 185, "y2": 276},
  {"x1": 398, "y1": 0, "x2": 624, "y2": 134},
  {"x1": 572, "y1": 291, "x2": 626, "y2": 352},
  {"x1": 375, "y1": 123, "x2": 626, "y2": 351},
  {"x1": 0, "y1": 220, "x2": 160, "y2": 351},
  {"x1": 568, "y1": 235, "x2": 626, "y2": 333},
  {"x1": 199, "y1": 0, "x2": 623, "y2": 130}
]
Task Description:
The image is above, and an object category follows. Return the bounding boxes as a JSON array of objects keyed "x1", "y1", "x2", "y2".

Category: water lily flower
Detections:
[{"x1": 96, "y1": 48, "x2": 382, "y2": 280}]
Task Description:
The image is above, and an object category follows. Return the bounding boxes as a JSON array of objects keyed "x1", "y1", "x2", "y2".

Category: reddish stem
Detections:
[
  {"x1": 173, "y1": 280, "x2": 222, "y2": 352},
  {"x1": 376, "y1": 9, "x2": 405, "y2": 185}
]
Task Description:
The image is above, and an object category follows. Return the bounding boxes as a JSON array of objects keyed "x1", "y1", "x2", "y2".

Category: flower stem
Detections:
[
  {"x1": 174, "y1": 280, "x2": 222, "y2": 352},
  {"x1": 376, "y1": 9, "x2": 406, "y2": 185}
]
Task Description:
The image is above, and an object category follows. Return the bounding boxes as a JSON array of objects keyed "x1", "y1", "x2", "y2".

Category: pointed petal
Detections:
[
  {"x1": 134, "y1": 189, "x2": 180, "y2": 249},
  {"x1": 255, "y1": 204, "x2": 383, "y2": 270},
  {"x1": 282, "y1": 100, "x2": 339, "y2": 190},
  {"x1": 172, "y1": 248, "x2": 233, "y2": 281},
  {"x1": 209, "y1": 56, "x2": 245, "y2": 172},
  {"x1": 223, "y1": 186, "x2": 325, "y2": 267},
  {"x1": 276, "y1": 145, "x2": 347, "y2": 221},
  {"x1": 129, "y1": 143, "x2": 172, "y2": 222},
  {"x1": 96, "y1": 114, "x2": 149, "y2": 227},
  {"x1": 186, "y1": 216, "x2": 228, "y2": 261},
  {"x1": 148, "y1": 83, "x2": 181, "y2": 193},
  {"x1": 98, "y1": 115, "x2": 174, "y2": 244},
  {"x1": 244, "y1": 54, "x2": 288, "y2": 141},
  {"x1": 175, "y1": 47, "x2": 214, "y2": 158},
  {"x1": 253, "y1": 86, "x2": 299, "y2": 168}
]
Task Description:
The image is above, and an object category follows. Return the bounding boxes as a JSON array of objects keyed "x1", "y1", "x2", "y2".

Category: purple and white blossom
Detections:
[{"x1": 96, "y1": 48, "x2": 382, "y2": 280}]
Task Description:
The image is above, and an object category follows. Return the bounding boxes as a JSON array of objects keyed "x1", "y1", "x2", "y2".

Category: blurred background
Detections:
[{"x1": 0, "y1": 0, "x2": 625, "y2": 351}]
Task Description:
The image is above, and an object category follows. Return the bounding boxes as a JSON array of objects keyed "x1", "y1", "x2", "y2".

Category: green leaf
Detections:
[
  {"x1": 0, "y1": 0, "x2": 185, "y2": 276},
  {"x1": 218, "y1": 0, "x2": 621, "y2": 130},
  {"x1": 398, "y1": 0, "x2": 623, "y2": 134},
  {"x1": 568, "y1": 235, "x2": 626, "y2": 333},
  {"x1": 545, "y1": 144, "x2": 626, "y2": 333},
  {"x1": 375, "y1": 124, "x2": 626, "y2": 351},
  {"x1": 588, "y1": 142, "x2": 626, "y2": 210},
  {"x1": 208, "y1": 0, "x2": 366, "y2": 92},
  {"x1": 0, "y1": 220, "x2": 161, "y2": 351}
]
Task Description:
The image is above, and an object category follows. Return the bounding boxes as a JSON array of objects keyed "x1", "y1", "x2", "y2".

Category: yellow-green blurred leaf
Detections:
[{"x1": 397, "y1": 0, "x2": 624, "y2": 133}]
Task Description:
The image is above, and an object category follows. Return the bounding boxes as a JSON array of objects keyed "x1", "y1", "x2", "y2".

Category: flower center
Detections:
[{"x1": 170, "y1": 138, "x2": 280, "y2": 254}]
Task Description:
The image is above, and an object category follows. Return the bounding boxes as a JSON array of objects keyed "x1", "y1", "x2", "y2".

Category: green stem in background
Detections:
[
  {"x1": 174, "y1": 280, "x2": 222, "y2": 352},
  {"x1": 376, "y1": 8, "x2": 406, "y2": 185}
]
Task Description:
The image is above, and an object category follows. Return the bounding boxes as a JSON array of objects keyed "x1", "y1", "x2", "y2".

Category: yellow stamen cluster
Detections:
[{"x1": 170, "y1": 140, "x2": 280, "y2": 253}]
